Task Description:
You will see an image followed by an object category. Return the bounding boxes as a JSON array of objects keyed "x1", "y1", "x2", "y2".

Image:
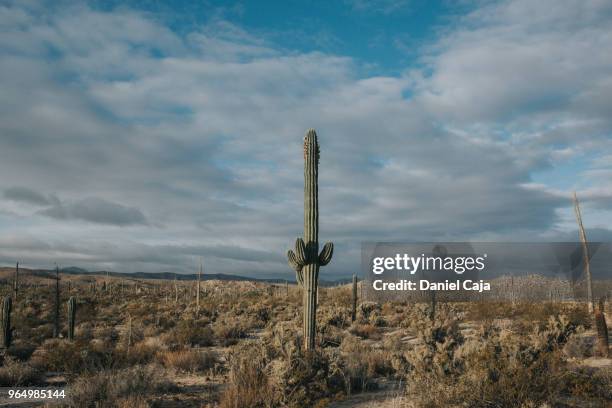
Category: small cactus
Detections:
[
  {"x1": 196, "y1": 258, "x2": 202, "y2": 313},
  {"x1": 53, "y1": 265, "x2": 60, "y2": 338},
  {"x1": 67, "y1": 296, "x2": 77, "y2": 341},
  {"x1": 595, "y1": 298, "x2": 609, "y2": 357},
  {"x1": 13, "y1": 262, "x2": 18, "y2": 303},
  {"x1": 1, "y1": 296, "x2": 12, "y2": 348},
  {"x1": 351, "y1": 274, "x2": 357, "y2": 322}
]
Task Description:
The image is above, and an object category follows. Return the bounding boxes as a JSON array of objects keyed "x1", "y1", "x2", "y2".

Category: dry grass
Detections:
[
  {"x1": 158, "y1": 348, "x2": 219, "y2": 373},
  {"x1": 0, "y1": 270, "x2": 609, "y2": 407},
  {"x1": 0, "y1": 357, "x2": 43, "y2": 386},
  {"x1": 68, "y1": 364, "x2": 173, "y2": 407}
]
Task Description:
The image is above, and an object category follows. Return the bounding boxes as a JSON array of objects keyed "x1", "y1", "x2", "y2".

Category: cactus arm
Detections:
[
  {"x1": 319, "y1": 242, "x2": 333, "y2": 266},
  {"x1": 287, "y1": 249, "x2": 305, "y2": 286},
  {"x1": 287, "y1": 249, "x2": 301, "y2": 270},
  {"x1": 295, "y1": 238, "x2": 307, "y2": 264}
]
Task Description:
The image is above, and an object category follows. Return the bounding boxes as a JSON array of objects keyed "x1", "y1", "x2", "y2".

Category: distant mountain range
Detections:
[{"x1": 10, "y1": 266, "x2": 352, "y2": 287}]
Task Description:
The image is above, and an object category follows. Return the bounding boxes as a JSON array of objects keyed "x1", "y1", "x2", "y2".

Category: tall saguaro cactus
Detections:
[
  {"x1": 67, "y1": 296, "x2": 77, "y2": 341},
  {"x1": 1, "y1": 296, "x2": 12, "y2": 348},
  {"x1": 287, "y1": 129, "x2": 334, "y2": 350}
]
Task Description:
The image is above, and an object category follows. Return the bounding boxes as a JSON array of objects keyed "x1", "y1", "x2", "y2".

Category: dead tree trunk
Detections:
[{"x1": 573, "y1": 192, "x2": 594, "y2": 313}]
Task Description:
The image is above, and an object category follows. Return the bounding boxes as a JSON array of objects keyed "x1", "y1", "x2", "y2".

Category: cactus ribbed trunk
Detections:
[
  {"x1": 351, "y1": 274, "x2": 357, "y2": 322},
  {"x1": 53, "y1": 266, "x2": 60, "y2": 338},
  {"x1": 67, "y1": 296, "x2": 76, "y2": 341},
  {"x1": 303, "y1": 130, "x2": 319, "y2": 350},
  {"x1": 1, "y1": 296, "x2": 12, "y2": 349},
  {"x1": 287, "y1": 129, "x2": 333, "y2": 351}
]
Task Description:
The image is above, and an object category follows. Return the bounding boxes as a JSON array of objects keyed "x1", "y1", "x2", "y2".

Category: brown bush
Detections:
[
  {"x1": 219, "y1": 344, "x2": 272, "y2": 408},
  {"x1": 68, "y1": 364, "x2": 173, "y2": 407},
  {"x1": 348, "y1": 323, "x2": 380, "y2": 340},
  {"x1": 213, "y1": 321, "x2": 247, "y2": 346},
  {"x1": 158, "y1": 348, "x2": 219, "y2": 373},
  {"x1": 0, "y1": 357, "x2": 43, "y2": 386},
  {"x1": 164, "y1": 319, "x2": 214, "y2": 347}
]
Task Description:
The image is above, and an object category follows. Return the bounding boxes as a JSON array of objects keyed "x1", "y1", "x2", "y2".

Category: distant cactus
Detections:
[
  {"x1": 13, "y1": 262, "x2": 18, "y2": 303},
  {"x1": 1, "y1": 296, "x2": 12, "y2": 348},
  {"x1": 351, "y1": 274, "x2": 357, "y2": 322},
  {"x1": 53, "y1": 265, "x2": 60, "y2": 338},
  {"x1": 196, "y1": 258, "x2": 202, "y2": 313},
  {"x1": 67, "y1": 296, "x2": 76, "y2": 341},
  {"x1": 287, "y1": 129, "x2": 333, "y2": 350},
  {"x1": 595, "y1": 298, "x2": 609, "y2": 357}
]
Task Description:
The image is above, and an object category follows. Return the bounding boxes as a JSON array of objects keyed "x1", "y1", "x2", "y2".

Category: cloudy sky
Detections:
[{"x1": 1, "y1": 0, "x2": 611, "y2": 279}]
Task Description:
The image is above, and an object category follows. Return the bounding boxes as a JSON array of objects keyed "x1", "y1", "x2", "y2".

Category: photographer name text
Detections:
[{"x1": 371, "y1": 279, "x2": 490, "y2": 292}]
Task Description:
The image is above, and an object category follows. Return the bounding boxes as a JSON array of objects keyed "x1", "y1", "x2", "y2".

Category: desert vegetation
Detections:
[{"x1": 0, "y1": 267, "x2": 609, "y2": 407}]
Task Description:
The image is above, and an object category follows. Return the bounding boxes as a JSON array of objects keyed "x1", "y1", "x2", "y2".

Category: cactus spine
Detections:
[
  {"x1": 287, "y1": 129, "x2": 333, "y2": 350},
  {"x1": 67, "y1": 296, "x2": 76, "y2": 341},
  {"x1": 595, "y1": 298, "x2": 609, "y2": 357},
  {"x1": 1, "y1": 296, "x2": 12, "y2": 348},
  {"x1": 351, "y1": 274, "x2": 357, "y2": 322}
]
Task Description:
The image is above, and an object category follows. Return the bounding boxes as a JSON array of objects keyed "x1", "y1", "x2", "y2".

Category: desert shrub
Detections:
[
  {"x1": 358, "y1": 302, "x2": 381, "y2": 322},
  {"x1": 318, "y1": 324, "x2": 345, "y2": 348},
  {"x1": 221, "y1": 333, "x2": 348, "y2": 408},
  {"x1": 92, "y1": 326, "x2": 119, "y2": 343},
  {"x1": 561, "y1": 365, "x2": 612, "y2": 402},
  {"x1": 68, "y1": 364, "x2": 173, "y2": 408},
  {"x1": 321, "y1": 307, "x2": 349, "y2": 329},
  {"x1": 213, "y1": 321, "x2": 247, "y2": 346},
  {"x1": 75, "y1": 322, "x2": 94, "y2": 341},
  {"x1": 29, "y1": 323, "x2": 54, "y2": 343},
  {"x1": 115, "y1": 395, "x2": 150, "y2": 408},
  {"x1": 335, "y1": 336, "x2": 393, "y2": 393},
  {"x1": 563, "y1": 328, "x2": 596, "y2": 358},
  {"x1": 115, "y1": 341, "x2": 158, "y2": 366},
  {"x1": 248, "y1": 305, "x2": 271, "y2": 327},
  {"x1": 164, "y1": 319, "x2": 214, "y2": 348},
  {"x1": 348, "y1": 323, "x2": 380, "y2": 340},
  {"x1": 158, "y1": 349, "x2": 219, "y2": 373},
  {"x1": 219, "y1": 344, "x2": 273, "y2": 408},
  {"x1": 273, "y1": 348, "x2": 342, "y2": 407},
  {"x1": 6, "y1": 342, "x2": 37, "y2": 361},
  {"x1": 0, "y1": 357, "x2": 43, "y2": 386},
  {"x1": 402, "y1": 314, "x2": 609, "y2": 407},
  {"x1": 32, "y1": 338, "x2": 123, "y2": 374}
]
